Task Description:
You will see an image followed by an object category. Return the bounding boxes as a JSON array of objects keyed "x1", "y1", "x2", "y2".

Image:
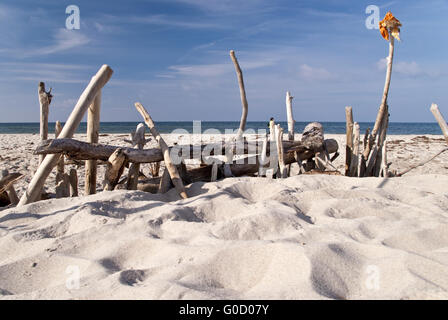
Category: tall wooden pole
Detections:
[
  {"x1": 363, "y1": 36, "x2": 395, "y2": 164},
  {"x1": 85, "y1": 91, "x2": 102, "y2": 195},
  {"x1": 18, "y1": 65, "x2": 113, "y2": 206},
  {"x1": 345, "y1": 106, "x2": 354, "y2": 176},
  {"x1": 286, "y1": 91, "x2": 295, "y2": 141},
  {"x1": 230, "y1": 50, "x2": 248, "y2": 140}
]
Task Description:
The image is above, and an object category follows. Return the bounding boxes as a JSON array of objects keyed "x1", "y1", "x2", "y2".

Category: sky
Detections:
[{"x1": 0, "y1": 0, "x2": 447, "y2": 123}]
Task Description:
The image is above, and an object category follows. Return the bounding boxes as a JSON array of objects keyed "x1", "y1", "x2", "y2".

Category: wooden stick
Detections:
[
  {"x1": 396, "y1": 147, "x2": 448, "y2": 177},
  {"x1": 38, "y1": 82, "x2": 52, "y2": 165},
  {"x1": 345, "y1": 106, "x2": 354, "y2": 176},
  {"x1": 363, "y1": 36, "x2": 395, "y2": 163},
  {"x1": 149, "y1": 162, "x2": 160, "y2": 177},
  {"x1": 85, "y1": 90, "x2": 102, "y2": 195},
  {"x1": 286, "y1": 92, "x2": 295, "y2": 141},
  {"x1": 135, "y1": 102, "x2": 188, "y2": 199},
  {"x1": 104, "y1": 149, "x2": 126, "y2": 191},
  {"x1": 69, "y1": 168, "x2": 78, "y2": 197},
  {"x1": 18, "y1": 65, "x2": 113, "y2": 206},
  {"x1": 430, "y1": 104, "x2": 448, "y2": 144},
  {"x1": 349, "y1": 122, "x2": 360, "y2": 177},
  {"x1": 55, "y1": 121, "x2": 64, "y2": 184},
  {"x1": 230, "y1": 50, "x2": 248, "y2": 140}
]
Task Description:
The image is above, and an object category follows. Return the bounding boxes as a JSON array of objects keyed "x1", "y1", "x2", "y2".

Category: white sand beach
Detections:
[{"x1": 1, "y1": 133, "x2": 448, "y2": 299}]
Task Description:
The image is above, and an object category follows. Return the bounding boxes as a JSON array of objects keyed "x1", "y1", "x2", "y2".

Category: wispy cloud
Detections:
[
  {"x1": 299, "y1": 64, "x2": 334, "y2": 81},
  {"x1": 24, "y1": 29, "x2": 91, "y2": 57}
]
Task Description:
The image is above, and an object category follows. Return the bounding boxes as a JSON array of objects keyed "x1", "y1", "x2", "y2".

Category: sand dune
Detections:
[{"x1": 1, "y1": 173, "x2": 448, "y2": 299}]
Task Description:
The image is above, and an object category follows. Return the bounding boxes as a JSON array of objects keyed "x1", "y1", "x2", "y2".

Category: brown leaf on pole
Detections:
[{"x1": 379, "y1": 12, "x2": 402, "y2": 41}]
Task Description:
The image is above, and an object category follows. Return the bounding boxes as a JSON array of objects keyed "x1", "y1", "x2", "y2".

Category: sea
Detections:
[{"x1": 0, "y1": 122, "x2": 442, "y2": 135}]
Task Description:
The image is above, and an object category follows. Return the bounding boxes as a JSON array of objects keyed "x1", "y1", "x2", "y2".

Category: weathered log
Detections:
[
  {"x1": 430, "y1": 104, "x2": 448, "y2": 144},
  {"x1": 373, "y1": 105, "x2": 389, "y2": 176},
  {"x1": 39, "y1": 82, "x2": 52, "y2": 165},
  {"x1": 69, "y1": 168, "x2": 78, "y2": 197},
  {"x1": 104, "y1": 148, "x2": 126, "y2": 191},
  {"x1": 380, "y1": 141, "x2": 389, "y2": 177},
  {"x1": 85, "y1": 90, "x2": 102, "y2": 195},
  {"x1": 135, "y1": 102, "x2": 188, "y2": 199},
  {"x1": 302, "y1": 122, "x2": 324, "y2": 151},
  {"x1": 18, "y1": 65, "x2": 113, "y2": 206},
  {"x1": 230, "y1": 50, "x2": 248, "y2": 140},
  {"x1": 345, "y1": 106, "x2": 354, "y2": 176}
]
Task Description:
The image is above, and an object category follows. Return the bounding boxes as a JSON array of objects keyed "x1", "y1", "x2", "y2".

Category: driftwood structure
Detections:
[{"x1": 18, "y1": 65, "x2": 113, "y2": 206}]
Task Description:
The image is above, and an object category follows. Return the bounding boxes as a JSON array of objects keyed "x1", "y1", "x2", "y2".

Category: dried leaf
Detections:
[{"x1": 379, "y1": 12, "x2": 402, "y2": 41}]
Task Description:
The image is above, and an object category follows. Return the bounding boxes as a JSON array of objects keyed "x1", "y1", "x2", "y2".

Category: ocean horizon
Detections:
[{"x1": 0, "y1": 121, "x2": 443, "y2": 135}]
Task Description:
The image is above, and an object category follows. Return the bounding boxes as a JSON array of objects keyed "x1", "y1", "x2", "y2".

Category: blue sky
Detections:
[{"x1": 0, "y1": 0, "x2": 447, "y2": 123}]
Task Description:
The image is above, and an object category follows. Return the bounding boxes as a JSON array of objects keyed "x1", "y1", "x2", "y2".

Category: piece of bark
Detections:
[
  {"x1": 85, "y1": 90, "x2": 102, "y2": 195},
  {"x1": 135, "y1": 102, "x2": 188, "y2": 199},
  {"x1": 230, "y1": 50, "x2": 248, "y2": 140},
  {"x1": 18, "y1": 65, "x2": 113, "y2": 206},
  {"x1": 104, "y1": 148, "x2": 126, "y2": 191}
]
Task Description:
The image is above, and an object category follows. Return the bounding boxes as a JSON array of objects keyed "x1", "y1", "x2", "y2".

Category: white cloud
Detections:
[
  {"x1": 298, "y1": 64, "x2": 334, "y2": 80},
  {"x1": 27, "y1": 29, "x2": 90, "y2": 56},
  {"x1": 377, "y1": 58, "x2": 426, "y2": 76}
]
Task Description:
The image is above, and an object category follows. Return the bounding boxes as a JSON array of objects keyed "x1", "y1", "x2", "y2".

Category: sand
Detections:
[{"x1": 0, "y1": 133, "x2": 447, "y2": 299}]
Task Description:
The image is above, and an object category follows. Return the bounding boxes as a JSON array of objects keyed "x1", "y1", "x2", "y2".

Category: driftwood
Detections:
[
  {"x1": 85, "y1": 90, "x2": 102, "y2": 195},
  {"x1": 276, "y1": 125, "x2": 287, "y2": 178},
  {"x1": 430, "y1": 104, "x2": 448, "y2": 144},
  {"x1": 230, "y1": 50, "x2": 248, "y2": 140},
  {"x1": 258, "y1": 134, "x2": 268, "y2": 177},
  {"x1": 55, "y1": 121, "x2": 64, "y2": 184},
  {"x1": 38, "y1": 82, "x2": 52, "y2": 164},
  {"x1": 55, "y1": 174, "x2": 70, "y2": 198},
  {"x1": 373, "y1": 105, "x2": 389, "y2": 176},
  {"x1": 149, "y1": 162, "x2": 160, "y2": 177},
  {"x1": 69, "y1": 168, "x2": 78, "y2": 197},
  {"x1": 18, "y1": 65, "x2": 113, "y2": 206},
  {"x1": 0, "y1": 171, "x2": 22, "y2": 205},
  {"x1": 286, "y1": 92, "x2": 295, "y2": 141},
  {"x1": 363, "y1": 37, "x2": 395, "y2": 166},
  {"x1": 345, "y1": 106, "x2": 353, "y2": 176},
  {"x1": 135, "y1": 102, "x2": 188, "y2": 199},
  {"x1": 126, "y1": 123, "x2": 148, "y2": 190},
  {"x1": 104, "y1": 149, "x2": 126, "y2": 191},
  {"x1": 349, "y1": 122, "x2": 360, "y2": 177}
]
